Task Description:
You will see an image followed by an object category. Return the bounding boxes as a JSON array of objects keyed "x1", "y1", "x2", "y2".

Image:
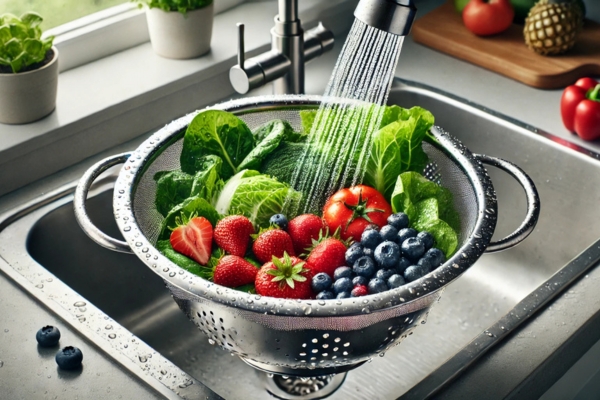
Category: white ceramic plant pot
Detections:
[
  {"x1": 0, "y1": 47, "x2": 59, "y2": 125},
  {"x1": 146, "y1": 3, "x2": 214, "y2": 59}
]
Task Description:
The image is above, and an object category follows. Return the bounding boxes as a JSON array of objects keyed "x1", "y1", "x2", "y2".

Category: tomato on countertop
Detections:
[
  {"x1": 323, "y1": 185, "x2": 392, "y2": 242},
  {"x1": 462, "y1": 0, "x2": 515, "y2": 36},
  {"x1": 561, "y1": 78, "x2": 600, "y2": 141}
]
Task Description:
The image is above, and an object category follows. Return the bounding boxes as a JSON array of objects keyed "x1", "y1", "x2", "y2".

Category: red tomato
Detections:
[
  {"x1": 323, "y1": 185, "x2": 392, "y2": 241},
  {"x1": 462, "y1": 0, "x2": 514, "y2": 36}
]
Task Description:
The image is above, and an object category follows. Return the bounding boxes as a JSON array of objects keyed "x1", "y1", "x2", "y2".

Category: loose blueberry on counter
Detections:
[
  {"x1": 397, "y1": 228, "x2": 418, "y2": 245},
  {"x1": 345, "y1": 244, "x2": 364, "y2": 266},
  {"x1": 333, "y1": 277, "x2": 353, "y2": 294},
  {"x1": 401, "y1": 237, "x2": 425, "y2": 261},
  {"x1": 374, "y1": 240, "x2": 400, "y2": 269},
  {"x1": 367, "y1": 278, "x2": 388, "y2": 294},
  {"x1": 269, "y1": 214, "x2": 288, "y2": 230},
  {"x1": 311, "y1": 272, "x2": 333, "y2": 293},
  {"x1": 417, "y1": 231, "x2": 434, "y2": 250},
  {"x1": 36, "y1": 325, "x2": 61, "y2": 347},
  {"x1": 333, "y1": 266, "x2": 353, "y2": 281},
  {"x1": 352, "y1": 275, "x2": 368, "y2": 286},
  {"x1": 387, "y1": 212, "x2": 409, "y2": 230},
  {"x1": 379, "y1": 225, "x2": 398, "y2": 242},
  {"x1": 353, "y1": 256, "x2": 376, "y2": 278},
  {"x1": 336, "y1": 291, "x2": 351, "y2": 299},
  {"x1": 361, "y1": 229, "x2": 382, "y2": 250},
  {"x1": 387, "y1": 274, "x2": 406, "y2": 289},
  {"x1": 423, "y1": 248, "x2": 446, "y2": 268},
  {"x1": 55, "y1": 346, "x2": 83, "y2": 370},
  {"x1": 316, "y1": 291, "x2": 335, "y2": 300},
  {"x1": 375, "y1": 269, "x2": 394, "y2": 281},
  {"x1": 404, "y1": 265, "x2": 426, "y2": 282},
  {"x1": 351, "y1": 285, "x2": 368, "y2": 297}
]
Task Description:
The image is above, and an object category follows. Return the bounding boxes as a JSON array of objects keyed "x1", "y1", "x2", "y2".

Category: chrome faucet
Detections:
[{"x1": 229, "y1": 0, "x2": 334, "y2": 95}]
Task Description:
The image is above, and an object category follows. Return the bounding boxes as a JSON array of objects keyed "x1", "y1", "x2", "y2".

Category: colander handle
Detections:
[
  {"x1": 74, "y1": 152, "x2": 133, "y2": 254},
  {"x1": 476, "y1": 154, "x2": 540, "y2": 253}
]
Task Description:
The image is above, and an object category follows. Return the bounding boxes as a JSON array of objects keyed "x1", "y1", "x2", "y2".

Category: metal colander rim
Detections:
[{"x1": 112, "y1": 95, "x2": 497, "y2": 317}]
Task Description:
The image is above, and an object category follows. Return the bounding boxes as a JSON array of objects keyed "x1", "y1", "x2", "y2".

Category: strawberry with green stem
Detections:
[{"x1": 255, "y1": 253, "x2": 313, "y2": 299}]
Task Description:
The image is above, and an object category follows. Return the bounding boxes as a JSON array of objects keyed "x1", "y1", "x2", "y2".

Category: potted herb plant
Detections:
[
  {"x1": 135, "y1": 0, "x2": 214, "y2": 59},
  {"x1": 0, "y1": 12, "x2": 57, "y2": 125}
]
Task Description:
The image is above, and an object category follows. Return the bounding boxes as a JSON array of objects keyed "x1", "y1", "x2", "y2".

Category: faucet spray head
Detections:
[{"x1": 354, "y1": 0, "x2": 417, "y2": 36}]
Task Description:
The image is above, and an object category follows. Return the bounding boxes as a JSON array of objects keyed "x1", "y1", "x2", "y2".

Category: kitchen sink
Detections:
[{"x1": 2, "y1": 79, "x2": 600, "y2": 399}]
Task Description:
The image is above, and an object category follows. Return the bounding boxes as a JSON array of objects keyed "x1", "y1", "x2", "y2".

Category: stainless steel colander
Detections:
[{"x1": 74, "y1": 95, "x2": 539, "y2": 377}]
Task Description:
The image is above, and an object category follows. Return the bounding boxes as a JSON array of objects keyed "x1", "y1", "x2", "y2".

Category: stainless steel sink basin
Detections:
[{"x1": 2, "y1": 79, "x2": 600, "y2": 399}]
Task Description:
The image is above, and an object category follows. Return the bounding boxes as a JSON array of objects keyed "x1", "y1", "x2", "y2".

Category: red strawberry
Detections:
[
  {"x1": 255, "y1": 254, "x2": 313, "y2": 299},
  {"x1": 214, "y1": 215, "x2": 255, "y2": 256},
  {"x1": 287, "y1": 214, "x2": 326, "y2": 255},
  {"x1": 305, "y1": 238, "x2": 347, "y2": 277},
  {"x1": 170, "y1": 216, "x2": 213, "y2": 265},
  {"x1": 252, "y1": 229, "x2": 295, "y2": 263},
  {"x1": 213, "y1": 255, "x2": 258, "y2": 288}
]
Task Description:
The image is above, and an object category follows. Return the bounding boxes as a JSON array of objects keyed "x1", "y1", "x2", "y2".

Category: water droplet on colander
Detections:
[
  {"x1": 74, "y1": 301, "x2": 86, "y2": 307},
  {"x1": 124, "y1": 344, "x2": 128, "y2": 348},
  {"x1": 208, "y1": 339, "x2": 216, "y2": 345},
  {"x1": 163, "y1": 267, "x2": 169, "y2": 272},
  {"x1": 169, "y1": 272, "x2": 176, "y2": 277},
  {"x1": 318, "y1": 301, "x2": 325, "y2": 306},
  {"x1": 123, "y1": 226, "x2": 131, "y2": 232},
  {"x1": 135, "y1": 242, "x2": 142, "y2": 247},
  {"x1": 108, "y1": 333, "x2": 116, "y2": 339},
  {"x1": 303, "y1": 306, "x2": 312, "y2": 315},
  {"x1": 254, "y1": 295, "x2": 262, "y2": 301},
  {"x1": 361, "y1": 308, "x2": 370, "y2": 313},
  {"x1": 379, "y1": 352, "x2": 386, "y2": 357}
]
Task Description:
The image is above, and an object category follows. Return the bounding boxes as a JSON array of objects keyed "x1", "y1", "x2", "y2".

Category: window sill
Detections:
[{"x1": 0, "y1": 0, "x2": 356, "y2": 197}]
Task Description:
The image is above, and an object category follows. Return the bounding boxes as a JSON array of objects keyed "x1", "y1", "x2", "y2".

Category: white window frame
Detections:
[{"x1": 45, "y1": 0, "x2": 249, "y2": 72}]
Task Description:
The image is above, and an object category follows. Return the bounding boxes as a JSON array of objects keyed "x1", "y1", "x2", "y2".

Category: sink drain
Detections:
[{"x1": 265, "y1": 372, "x2": 347, "y2": 399}]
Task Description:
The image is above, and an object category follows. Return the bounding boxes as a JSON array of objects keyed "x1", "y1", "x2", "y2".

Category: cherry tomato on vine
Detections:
[
  {"x1": 323, "y1": 185, "x2": 392, "y2": 241},
  {"x1": 462, "y1": 0, "x2": 514, "y2": 36}
]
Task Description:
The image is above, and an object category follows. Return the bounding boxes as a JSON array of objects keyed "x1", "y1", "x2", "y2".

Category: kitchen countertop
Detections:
[{"x1": 1, "y1": 0, "x2": 600, "y2": 398}]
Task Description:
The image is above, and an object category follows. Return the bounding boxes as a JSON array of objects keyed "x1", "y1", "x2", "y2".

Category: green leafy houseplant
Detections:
[
  {"x1": 0, "y1": 12, "x2": 54, "y2": 74},
  {"x1": 133, "y1": 0, "x2": 213, "y2": 14}
]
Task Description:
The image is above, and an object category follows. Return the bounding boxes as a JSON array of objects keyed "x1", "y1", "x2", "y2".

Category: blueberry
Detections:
[
  {"x1": 333, "y1": 266, "x2": 353, "y2": 281},
  {"x1": 363, "y1": 224, "x2": 379, "y2": 232},
  {"x1": 311, "y1": 272, "x2": 332, "y2": 293},
  {"x1": 352, "y1": 275, "x2": 368, "y2": 286},
  {"x1": 36, "y1": 325, "x2": 61, "y2": 347},
  {"x1": 316, "y1": 291, "x2": 335, "y2": 300},
  {"x1": 361, "y1": 229, "x2": 382, "y2": 250},
  {"x1": 353, "y1": 256, "x2": 376, "y2": 278},
  {"x1": 401, "y1": 237, "x2": 426, "y2": 261},
  {"x1": 379, "y1": 225, "x2": 398, "y2": 242},
  {"x1": 404, "y1": 265, "x2": 426, "y2": 282},
  {"x1": 397, "y1": 228, "x2": 418, "y2": 245},
  {"x1": 269, "y1": 214, "x2": 288, "y2": 230},
  {"x1": 332, "y1": 277, "x2": 353, "y2": 294},
  {"x1": 395, "y1": 256, "x2": 411, "y2": 275},
  {"x1": 417, "y1": 257, "x2": 433, "y2": 274},
  {"x1": 374, "y1": 240, "x2": 400, "y2": 269},
  {"x1": 336, "y1": 291, "x2": 351, "y2": 299},
  {"x1": 362, "y1": 248, "x2": 374, "y2": 258},
  {"x1": 417, "y1": 231, "x2": 434, "y2": 250},
  {"x1": 375, "y1": 268, "x2": 394, "y2": 281},
  {"x1": 345, "y1": 244, "x2": 364, "y2": 266},
  {"x1": 367, "y1": 278, "x2": 388, "y2": 294},
  {"x1": 387, "y1": 212, "x2": 409, "y2": 230},
  {"x1": 424, "y1": 248, "x2": 446, "y2": 268},
  {"x1": 55, "y1": 346, "x2": 83, "y2": 370},
  {"x1": 387, "y1": 274, "x2": 406, "y2": 289}
]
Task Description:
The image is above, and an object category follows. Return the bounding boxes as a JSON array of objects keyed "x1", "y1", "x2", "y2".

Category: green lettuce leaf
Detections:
[
  {"x1": 190, "y1": 155, "x2": 224, "y2": 203},
  {"x1": 214, "y1": 169, "x2": 302, "y2": 228},
  {"x1": 153, "y1": 170, "x2": 195, "y2": 217},
  {"x1": 363, "y1": 106, "x2": 433, "y2": 198},
  {"x1": 390, "y1": 172, "x2": 460, "y2": 257},
  {"x1": 180, "y1": 110, "x2": 255, "y2": 179},
  {"x1": 237, "y1": 120, "x2": 295, "y2": 171},
  {"x1": 158, "y1": 196, "x2": 221, "y2": 240}
]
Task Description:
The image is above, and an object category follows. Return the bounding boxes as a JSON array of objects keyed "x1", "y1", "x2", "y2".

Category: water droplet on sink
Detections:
[
  {"x1": 74, "y1": 301, "x2": 86, "y2": 307},
  {"x1": 108, "y1": 333, "x2": 116, "y2": 339},
  {"x1": 105, "y1": 325, "x2": 113, "y2": 330},
  {"x1": 208, "y1": 339, "x2": 216, "y2": 345},
  {"x1": 139, "y1": 355, "x2": 148, "y2": 363},
  {"x1": 123, "y1": 227, "x2": 131, "y2": 232},
  {"x1": 160, "y1": 370, "x2": 167, "y2": 375},
  {"x1": 0, "y1": 361, "x2": 4, "y2": 368},
  {"x1": 35, "y1": 284, "x2": 43, "y2": 289}
]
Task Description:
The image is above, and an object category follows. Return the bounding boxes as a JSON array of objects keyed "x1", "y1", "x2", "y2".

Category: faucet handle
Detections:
[{"x1": 237, "y1": 22, "x2": 245, "y2": 70}]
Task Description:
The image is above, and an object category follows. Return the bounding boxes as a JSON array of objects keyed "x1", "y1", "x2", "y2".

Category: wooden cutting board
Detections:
[{"x1": 411, "y1": 2, "x2": 600, "y2": 89}]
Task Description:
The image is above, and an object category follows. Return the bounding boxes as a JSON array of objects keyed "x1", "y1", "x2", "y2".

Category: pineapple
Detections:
[{"x1": 523, "y1": 0, "x2": 583, "y2": 56}]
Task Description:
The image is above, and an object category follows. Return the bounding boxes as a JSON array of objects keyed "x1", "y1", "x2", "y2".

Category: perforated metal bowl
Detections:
[{"x1": 74, "y1": 95, "x2": 539, "y2": 377}]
